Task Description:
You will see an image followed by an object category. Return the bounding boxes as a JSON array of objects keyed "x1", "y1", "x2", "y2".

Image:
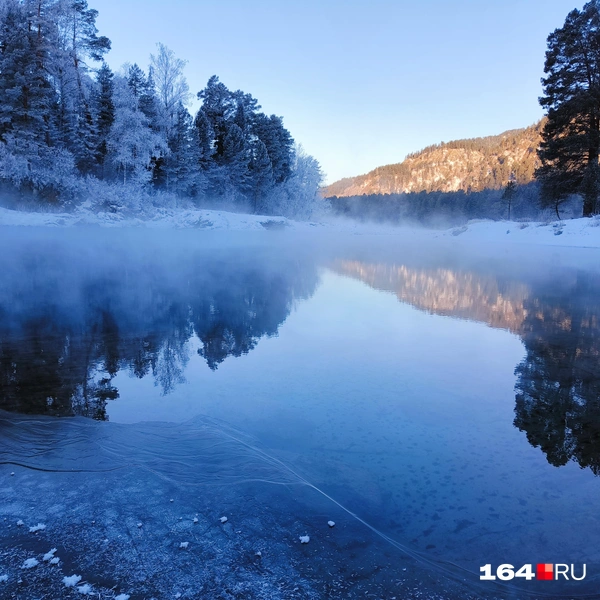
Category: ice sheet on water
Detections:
[
  {"x1": 0, "y1": 411, "x2": 303, "y2": 489},
  {"x1": 0, "y1": 411, "x2": 512, "y2": 599}
]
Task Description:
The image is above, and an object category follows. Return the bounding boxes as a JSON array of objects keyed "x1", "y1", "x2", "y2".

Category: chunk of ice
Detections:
[
  {"x1": 63, "y1": 575, "x2": 82, "y2": 587},
  {"x1": 77, "y1": 583, "x2": 93, "y2": 595},
  {"x1": 43, "y1": 548, "x2": 57, "y2": 561}
]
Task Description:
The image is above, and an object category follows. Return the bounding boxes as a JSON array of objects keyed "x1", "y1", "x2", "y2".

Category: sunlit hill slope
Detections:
[{"x1": 324, "y1": 121, "x2": 543, "y2": 198}]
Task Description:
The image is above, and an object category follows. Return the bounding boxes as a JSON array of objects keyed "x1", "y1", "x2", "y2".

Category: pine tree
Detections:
[
  {"x1": 93, "y1": 62, "x2": 115, "y2": 178},
  {"x1": 249, "y1": 139, "x2": 273, "y2": 213},
  {"x1": 197, "y1": 75, "x2": 234, "y2": 162},
  {"x1": 0, "y1": 0, "x2": 75, "y2": 200},
  {"x1": 221, "y1": 123, "x2": 249, "y2": 201},
  {"x1": 252, "y1": 113, "x2": 293, "y2": 183},
  {"x1": 537, "y1": 0, "x2": 600, "y2": 216},
  {"x1": 162, "y1": 103, "x2": 204, "y2": 195},
  {"x1": 502, "y1": 174, "x2": 517, "y2": 221},
  {"x1": 193, "y1": 108, "x2": 213, "y2": 170}
]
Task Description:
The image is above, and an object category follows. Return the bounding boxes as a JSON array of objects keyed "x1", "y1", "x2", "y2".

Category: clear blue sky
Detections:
[{"x1": 93, "y1": 0, "x2": 579, "y2": 184}]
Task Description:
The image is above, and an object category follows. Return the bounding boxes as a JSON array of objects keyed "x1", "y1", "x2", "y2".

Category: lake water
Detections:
[{"x1": 1, "y1": 228, "x2": 599, "y2": 599}]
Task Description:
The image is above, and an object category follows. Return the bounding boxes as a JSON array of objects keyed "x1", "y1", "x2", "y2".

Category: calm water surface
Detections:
[{"x1": 1, "y1": 228, "x2": 599, "y2": 598}]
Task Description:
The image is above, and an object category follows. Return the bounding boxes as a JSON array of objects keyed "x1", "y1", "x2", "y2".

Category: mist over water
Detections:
[{"x1": 1, "y1": 227, "x2": 600, "y2": 598}]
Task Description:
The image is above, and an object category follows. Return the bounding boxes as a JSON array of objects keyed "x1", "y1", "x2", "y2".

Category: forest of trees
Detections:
[
  {"x1": 0, "y1": 0, "x2": 323, "y2": 218},
  {"x1": 329, "y1": 183, "x2": 554, "y2": 227}
]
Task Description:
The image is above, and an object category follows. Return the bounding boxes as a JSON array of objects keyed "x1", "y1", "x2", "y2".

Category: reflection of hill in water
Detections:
[
  {"x1": 0, "y1": 244, "x2": 319, "y2": 421},
  {"x1": 335, "y1": 259, "x2": 600, "y2": 476},
  {"x1": 334, "y1": 260, "x2": 530, "y2": 333}
]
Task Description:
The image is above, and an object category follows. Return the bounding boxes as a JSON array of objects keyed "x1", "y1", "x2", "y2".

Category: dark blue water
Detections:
[{"x1": 1, "y1": 228, "x2": 599, "y2": 599}]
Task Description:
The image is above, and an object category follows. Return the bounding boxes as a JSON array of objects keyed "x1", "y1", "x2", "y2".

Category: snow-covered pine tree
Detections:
[
  {"x1": 197, "y1": 75, "x2": 235, "y2": 162},
  {"x1": 0, "y1": 0, "x2": 76, "y2": 201},
  {"x1": 162, "y1": 102, "x2": 205, "y2": 196},
  {"x1": 221, "y1": 122, "x2": 250, "y2": 202},
  {"x1": 249, "y1": 139, "x2": 273, "y2": 213},
  {"x1": 251, "y1": 113, "x2": 293, "y2": 184},
  {"x1": 93, "y1": 62, "x2": 115, "y2": 178}
]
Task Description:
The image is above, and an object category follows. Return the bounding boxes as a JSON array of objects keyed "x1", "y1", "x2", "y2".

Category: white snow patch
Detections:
[
  {"x1": 193, "y1": 517, "x2": 198, "y2": 523},
  {"x1": 50, "y1": 557, "x2": 60, "y2": 565},
  {"x1": 299, "y1": 535, "x2": 310, "y2": 544},
  {"x1": 29, "y1": 523, "x2": 46, "y2": 533},
  {"x1": 16, "y1": 520, "x2": 24, "y2": 526},
  {"x1": 328, "y1": 521, "x2": 335, "y2": 528},
  {"x1": 220, "y1": 516, "x2": 227, "y2": 523},
  {"x1": 114, "y1": 594, "x2": 130, "y2": 600},
  {"x1": 77, "y1": 583, "x2": 93, "y2": 595},
  {"x1": 63, "y1": 574, "x2": 82, "y2": 587},
  {"x1": 2, "y1": 205, "x2": 600, "y2": 248},
  {"x1": 179, "y1": 542, "x2": 189, "y2": 549},
  {"x1": 0, "y1": 575, "x2": 8, "y2": 582},
  {"x1": 21, "y1": 558, "x2": 39, "y2": 569},
  {"x1": 43, "y1": 548, "x2": 57, "y2": 561}
]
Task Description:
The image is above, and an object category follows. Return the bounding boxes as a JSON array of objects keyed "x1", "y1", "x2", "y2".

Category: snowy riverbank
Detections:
[{"x1": 1, "y1": 205, "x2": 600, "y2": 248}]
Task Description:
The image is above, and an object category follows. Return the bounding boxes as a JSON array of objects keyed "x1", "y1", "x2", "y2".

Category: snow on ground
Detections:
[
  {"x1": 438, "y1": 216, "x2": 600, "y2": 248},
  {"x1": 0, "y1": 205, "x2": 292, "y2": 231},
  {"x1": 1, "y1": 205, "x2": 600, "y2": 248}
]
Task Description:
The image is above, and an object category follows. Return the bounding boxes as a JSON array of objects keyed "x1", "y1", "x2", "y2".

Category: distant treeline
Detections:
[{"x1": 328, "y1": 183, "x2": 550, "y2": 226}]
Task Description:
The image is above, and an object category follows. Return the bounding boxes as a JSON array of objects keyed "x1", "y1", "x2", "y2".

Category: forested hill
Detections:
[{"x1": 323, "y1": 121, "x2": 543, "y2": 198}]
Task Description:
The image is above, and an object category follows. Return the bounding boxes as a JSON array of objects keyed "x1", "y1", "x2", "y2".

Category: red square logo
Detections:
[{"x1": 537, "y1": 563, "x2": 553, "y2": 580}]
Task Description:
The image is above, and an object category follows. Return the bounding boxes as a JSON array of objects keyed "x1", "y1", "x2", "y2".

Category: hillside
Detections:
[{"x1": 324, "y1": 121, "x2": 544, "y2": 198}]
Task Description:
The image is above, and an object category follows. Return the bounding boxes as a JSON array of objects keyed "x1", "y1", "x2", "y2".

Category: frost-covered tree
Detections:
[
  {"x1": 197, "y1": 75, "x2": 235, "y2": 162},
  {"x1": 270, "y1": 145, "x2": 324, "y2": 219},
  {"x1": 193, "y1": 107, "x2": 214, "y2": 170},
  {"x1": 50, "y1": 0, "x2": 110, "y2": 173},
  {"x1": 107, "y1": 76, "x2": 166, "y2": 185},
  {"x1": 149, "y1": 43, "x2": 190, "y2": 135},
  {"x1": 221, "y1": 122, "x2": 250, "y2": 200},
  {"x1": 93, "y1": 62, "x2": 114, "y2": 177},
  {"x1": 0, "y1": 0, "x2": 77, "y2": 200},
  {"x1": 160, "y1": 102, "x2": 205, "y2": 196},
  {"x1": 252, "y1": 113, "x2": 294, "y2": 184},
  {"x1": 249, "y1": 139, "x2": 273, "y2": 212}
]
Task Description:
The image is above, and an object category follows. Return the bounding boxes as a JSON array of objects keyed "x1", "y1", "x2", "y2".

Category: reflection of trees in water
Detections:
[
  {"x1": 0, "y1": 255, "x2": 318, "y2": 420},
  {"x1": 514, "y1": 273, "x2": 600, "y2": 474},
  {"x1": 334, "y1": 259, "x2": 600, "y2": 476},
  {"x1": 193, "y1": 267, "x2": 313, "y2": 370}
]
